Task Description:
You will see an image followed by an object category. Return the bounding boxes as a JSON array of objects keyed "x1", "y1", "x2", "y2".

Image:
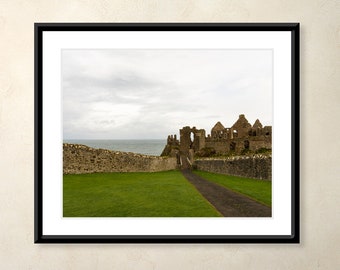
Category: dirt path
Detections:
[{"x1": 181, "y1": 169, "x2": 271, "y2": 217}]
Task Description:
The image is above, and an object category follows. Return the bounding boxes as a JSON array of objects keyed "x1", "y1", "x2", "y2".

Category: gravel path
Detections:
[{"x1": 181, "y1": 169, "x2": 271, "y2": 217}]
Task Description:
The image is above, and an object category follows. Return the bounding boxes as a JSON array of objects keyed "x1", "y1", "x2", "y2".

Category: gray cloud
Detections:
[{"x1": 62, "y1": 49, "x2": 272, "y2": 139}]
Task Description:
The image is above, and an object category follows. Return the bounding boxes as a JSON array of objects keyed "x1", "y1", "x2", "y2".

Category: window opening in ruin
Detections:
[
  {"x1": 233, "y1": 130, "x2": 238, "y2": 138},
  {"x1": 244, "y1": 140, "x2": 249, "y2": 149},
  {"x1": 189, "y1": 132, "x2": 194, "y2": 149},
  {"x1": 190, "y1": 132, "x2": 194, "y2": 143},
  {"x1": 230, "y1": 142, "x2": 236, "y2": 151}
]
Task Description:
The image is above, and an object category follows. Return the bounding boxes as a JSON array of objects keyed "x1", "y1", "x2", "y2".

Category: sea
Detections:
[{"x1": 63, "y1": 139, "x2": 166, "y2": 156}]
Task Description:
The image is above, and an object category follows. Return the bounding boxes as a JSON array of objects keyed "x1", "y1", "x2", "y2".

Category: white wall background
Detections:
[{"x1": 0, "y1": 0, "x2": 339, "y2": 269}]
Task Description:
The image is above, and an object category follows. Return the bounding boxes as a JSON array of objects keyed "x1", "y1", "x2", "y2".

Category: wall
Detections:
[
  {"x1": 204, "y1": 137, "x2": 272, "y2": 154},
  {"x1": 63, "y1": 143, "x2": 177, "y2": 174},
  {"x1": 194, "y1": 155, "x2": 272, "y2": 180},
  {"x1": 1, "y1": 1, "x2": 339, "y2": 269},
  {"x1": 205, "y1": 140, "x2": 229, "y2": 153},
  {"x1": 174, "y1": 115, "x2": 271, "y2": 156}
]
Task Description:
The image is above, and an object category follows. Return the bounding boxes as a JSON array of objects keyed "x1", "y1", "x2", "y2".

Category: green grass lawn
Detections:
[
  {"x1": 193, "y1": 171, "x2": 272, "y2": 207},
  {"x1": 63, "y1": 170, "x2": 221, "y2": 217}
]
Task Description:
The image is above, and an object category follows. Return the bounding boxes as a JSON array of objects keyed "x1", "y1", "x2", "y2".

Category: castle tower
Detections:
[
  {"x1": 252, "y1": 119, "x2": 263, "y2": 136},
  {"x1": 231, "y1": 114, "x2": 252, "y2": 138},
  {"x1": 180, "y1": 126, "x2": 206, "y2": 154},
  {"x1": 253, "y1": 119, "x2": 263, "y2": 129},
  {"x1": 179, "y1": 126, "x2": 192, "y2": 154},
  {"x1": 211, "y1": 121, "x2": 225, "y2": 138},
  {"x1": 192, "y1": 128, "x2": 206, "y2": 151}
]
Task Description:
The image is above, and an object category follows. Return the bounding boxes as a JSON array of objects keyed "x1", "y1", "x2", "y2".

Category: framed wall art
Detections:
[{"x1": 35, "y1": 23, "x2": 300, "y2": 243}]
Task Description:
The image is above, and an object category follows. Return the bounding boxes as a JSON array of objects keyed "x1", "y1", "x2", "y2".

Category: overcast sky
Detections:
[{"x1": 62, "y1": 49, "x2": 272, "y2": 140}]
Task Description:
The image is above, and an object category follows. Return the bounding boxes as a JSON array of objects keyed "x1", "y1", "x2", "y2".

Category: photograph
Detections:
[{"x1": 62, "y1": 49, "x2": 273, "y2": 218}]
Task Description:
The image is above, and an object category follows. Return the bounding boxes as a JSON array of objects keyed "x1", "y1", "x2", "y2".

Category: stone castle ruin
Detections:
[
  {"x1": 161, "y1": 114, "x2": 272, "y2": 161},
  {"x1": 62, "y1": 114, "x2": 272, "y2": 180}
]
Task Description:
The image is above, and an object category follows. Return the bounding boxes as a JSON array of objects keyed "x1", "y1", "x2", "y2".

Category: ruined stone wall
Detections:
[
  {"x1": 194, "y1": 155, "x2": 272, "y2": 180},
  {"x1": 163, "y1": 115, "x2": 272, "y2": 157},
  {"x1": 179, "y1": 126, "x2": 192, "y2": 154},
  {"x1": 63, "y1": 143, "x2": 177, "y2": 174},
  {"x1": 205, "y1": 140, "x2": 229, "y2": 153},
  {"x1": 204, "y1": 137, "x2": 271, "y2": 154},
  {"x1": 247, "y1": 139, "x2": 272, "y2": 151}
]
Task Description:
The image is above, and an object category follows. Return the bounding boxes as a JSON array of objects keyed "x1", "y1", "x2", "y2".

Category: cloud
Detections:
[{"x1": 62, "y1": 49, "x2": 272, "y2": 139}]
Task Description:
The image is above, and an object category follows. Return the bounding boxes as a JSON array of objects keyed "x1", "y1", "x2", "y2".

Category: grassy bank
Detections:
[
  {"x1": 193, "y1": 171, "x2": 271, "y2": 206},
  {"x1": 63, "y1": 170, "x2": 221, "y2": 217}
]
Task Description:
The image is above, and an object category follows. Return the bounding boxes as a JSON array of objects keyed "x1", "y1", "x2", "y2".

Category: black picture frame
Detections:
[{"x1": 35, "y1": 23, "x2": 300, "y2": 244}]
